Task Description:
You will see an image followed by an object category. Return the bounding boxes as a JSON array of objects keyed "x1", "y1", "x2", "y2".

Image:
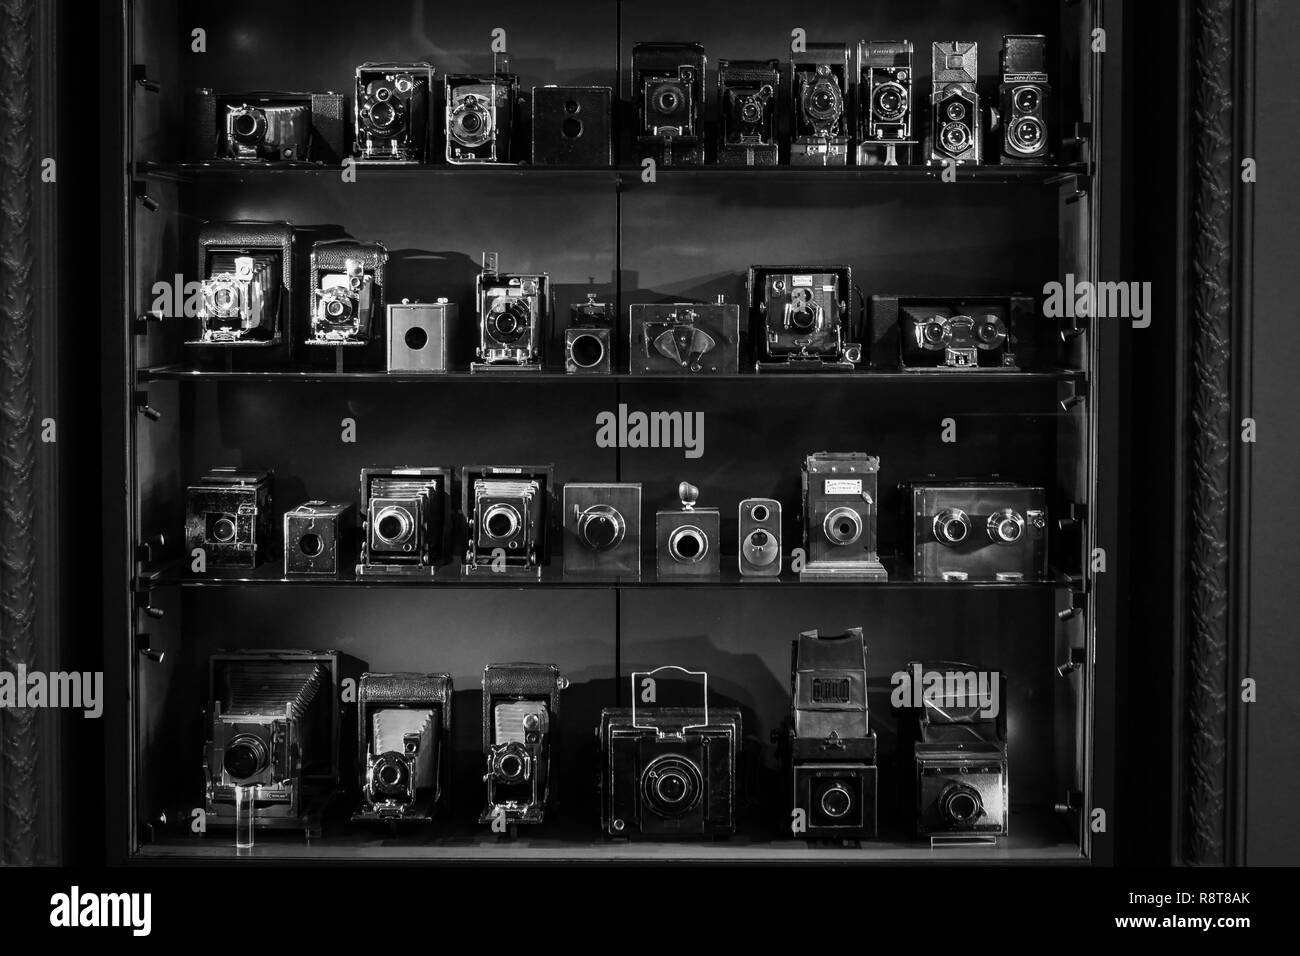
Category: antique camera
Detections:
[
  {"x1": 928, "y1": 41, "x2": 981, "y2": 165},
  {"x1": 784, "y1": 628, "x2": 877, "y2": 840},
  {"x1": 738, "y1": 497, "x2": 782, "y2": 578},
  {"x1": 480, "y1": 663, "x2": 568, "y2": 827},
  {"x1": 906, "y1": 482, "x2": 1047, "y2": 582},
  {"x1": 868, "y1": 295, "x2": 1033, "y2": 371},
  {"x1": 992, "y1": 35, "x2": 1051, "y2": 164},
  {"x1": 656, "y1": 481, "x2": 720, "y2": 579},
  {"x1": 908, "y1": 661, "x2": 1009, "y2": 842},
  {"x1": 629, "y1": 298, "x2": 741, "y2": 375},
  {"x1": 188, "y1": 221, "x2": 293, "y2": 347},
  {"x1": 566, "y1": 293, "x2": 614, "y2": 374},
  {"x1": 445, "y1": 73, "x2": 518, "y2": 164},
  {"x1": 532, "y1": 86, "x2": 613, "y2": 165},
  {"x1": 307, "y1": 240, "x2": 387, "y2": 347},
  {"x1": 600, "y1": 666, "x2": 740, "y2": 839},
  {"x1": 354, "y1": 62, "x2": 433, "y2": 164},
  {"x1": 749, "y1": 266, "x2": 861, "y2": 371},
  {"x1": 631, "y1": 42, "x2": 706, "y2": 167},
  {"x1": 354, "y1": 672, "x2": 452, "y2": 823},
  {"x1": 856, "y1": 41, "x2": 916, "y2": 166},
  {"x1": 472, "y1": 252, "x2": 548, "y2": 372},
  {"x1": 563, "y1": 482, "x2": 642, "y2": 577},
  {"x1": 283, "y1": 500, "x2": 353, "y2": 577},
  {"x1": 204, "y1": 650, "x2": 354, "y2": 831},
  {"x1": 463, "y1": 465, "x2": 553, "y2": 574},
  {"x1": 185, "y1": 467, "x2": 273, "y2": 569},
  {"x1": 186, "y1": 90, "x2": 345, "y2": 163},
  {"x1": 717, "y1": 59, "x2": 779, "y2": 166},
  {"x1": 790, "y1": 43, "x2": 852, "y2": 165},
  {"x1": 356, "y1": 467, "x2": 452, "y2": 577},
  {"x1": 800, "y1": 452, "x2": 886, "y2": 581},
  {"x1": 387, "y1": 299, "x2": 455, "y2": 373}
]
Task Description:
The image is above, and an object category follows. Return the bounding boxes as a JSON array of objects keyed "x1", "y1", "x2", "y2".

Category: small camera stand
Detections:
[{"x1": 857, "y1": 140, "x2": 917, "y2": 167}]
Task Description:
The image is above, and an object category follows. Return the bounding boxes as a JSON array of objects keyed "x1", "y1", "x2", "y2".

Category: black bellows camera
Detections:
[
  {"x1": 717, "y1": 59, "x2": 779, "y2": 166},
  {"x1": 306, "y1": 239, "x2": 387, "y2": 347},
  {"x1": 857, "y1": 41, "x2": 916, "y2": 166},
  {"x1": 189, "y1": 220, "x2": 293, "y2": 347},
  {"x1": 354, "y1": 62, "x2": 433, "y2": 164},
  {"x1": 472, "y1": 252, "x2": 548, "y2": 372},
  {"x1": 462, "y1": 465, "x2": 553, "y2": 574},
  {"x1": 993, "y1": 35, "x2": 1052, "y2": 165},
  {"x1": 632, "y1": 42, "x2": 706, "y2": 167},
  {"x1": 186, "y1": 90, "x2": 345, "y2": 163},
  {"x1": 480, "y1": 663, "x2": 568, "y2": 827},
  {"x1": 445, "y1": 73, "x2": 518, "y2": 164},
  {"x1": 356, "y1": 467, "x2": 453, "y2": 577},
  {"x1": 790, "y1": 43, "x2": 852, "y2": 165},
  {"x1": 600, "y1": 667, "x2": 740, "y2": 839},
  {"x1": 354, "y1": 672, "x2": 452, "y2": 823},
  {"x1": 749, "y1": 265, "x2": 861, "y2": 371}
]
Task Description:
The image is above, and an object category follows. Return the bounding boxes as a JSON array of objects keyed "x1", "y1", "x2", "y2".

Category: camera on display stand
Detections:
[
  {"x1": 185, "y1": 467, "x2": 274, "y2": 569},
  {"x1": 480, "y1": 663, "x2": 568, "y2": 829},
  {"x1": 790, "y1": 43, "x2": 852, "y2": 165},
  {"x1": 656, "y1": 481, "x2": 721, "y2": 579},
  {"x1": 306, "y1": 239, "x2": 387, "y2": 349},
  {"x1": 632, "y1": 42, "x2": 706, "y2": 167},
  {"x1": 868, "y1": 294, "x2": 1033, "y2": 371},
  {"x1": 563, "y1": 482, "x2": 642, "y2": 577},
  {"x1": 857, "y1": 41, "x2": 916, "y2": 166},
  {"x1": 354, "y1": 672, "x2": 452, "y2": 824},
  {"x1": 189, "y1": 221, "x2": 293, "y2": 348},
  {"x1": 905, "y1": 482, "x2": 1047, "y2": 582}
]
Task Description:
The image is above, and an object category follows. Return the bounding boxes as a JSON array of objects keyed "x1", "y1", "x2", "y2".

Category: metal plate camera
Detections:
[
  {"x1": 356, "y1": 467, "x2": 452, "y2": 577},
  {"x1": 445, "y1": 74, "x2": 518, "y2": 164},
  {"x1": 790, "y1": 43, "x2": 852, "y2": 166},
  {"x1": 631, "y1": 42, "x2": 706, "y2": 166},
  {"x1": 907, "y1": 482, "x2": 1048, "y2": 581},
  {"x1": 480, "y1": 663, "x2": 567, "y2": 827},
  {"x1": 563, "y1": 483, "x2": 641, "y2": 577},
  {"x1": 187, "y1": 220, "x2": 294, "y2": 348},
  {"x1": 462, "y1": 465, "x2": 553, "y2": 574},
  {"x1": 186, "y1": 90, "x2": 345, "y2": 163},
  {"x1": 307, "y1": 239, "x2": 388, "y2": 347},
  {"x1": 387, "y1": 299, "x2": 455, "y2": 372},
  {"x1": 354, "y1": 62, "x2": 433, "y2": 164}
]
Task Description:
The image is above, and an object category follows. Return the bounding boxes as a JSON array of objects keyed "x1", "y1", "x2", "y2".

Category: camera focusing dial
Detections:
[
  {"x1": 824, "y1": 506, "x2": 863, "y2": 547},
  {"x1": 641, "y1": 754, "x2": 704, "y2": 817},
  {"x1": 223, "y1": 732, "x2": 270, "y2": 783},
  {"x1": 933, "y1": 508, "x2": 972, "y2": 546},
  {"x1": 938, "y1": 782, "x2": 985, "y2": 825},
  {"x1": 987, "y1": 509, "x2": 1025, "y2": 545}
]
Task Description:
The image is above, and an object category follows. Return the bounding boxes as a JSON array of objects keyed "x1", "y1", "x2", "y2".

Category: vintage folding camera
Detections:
[
  {"x1": 928, "y1": 41, "x2": 981, "y2": 165},
  {"x1": 563, "y1": 482, "x2": 642, "y2": 577},
  {"x1": 284, "y1": 500, "x2": 354, "y2": 577},
  {"x1": 906, "y1": 482, "x2": 1047, "y2": 582},
  {"x1": 800, "y1": 452, "x2": 886, "y2": 581},
  {"x1": 631, "y1": 42, "x2": 706, "y2": 167},
  {"x1": 188, "y1": 220, "x2": 293, "y2": 347},
  {"x1": 790, "y1": 43, "x2": 852, "y2": 165},
  {"x1": 908, "y1": 661, "x2": 1009, "y2": 843},
  {"x1": 472, "y1": 252, "x2": 548, "y2": 372},
  {"x1": 204, "y1": 650, "x2": 357, "y2": 833},
  {"x1": 656, "y1": 481, "x2": 720, "y2": 579},
  {"x1": 717, "y1": 59, "x2": 779, "y2": 166},
  {"x1": 868, "y1": 294, "x2": 1033, "y2": 371},
  {"x1": 354, "y1": 62, "x2": 433, "y2": 164},
  {"x1": 565, "y1": 293, "x2": 614, "y2": 374},
  {"x1": 992, "y1": 35, "x2": 1051, "y2": 165},
  {"x1": 600, "y1": 667, "x2": 740, "y2": 839},
  {"x1": 629, "y1": 298, "x2": 741, "y2": 375},
  {"x1": 463, "y1": 465, "x2": 553, "y2": 574},
  {"x1": 387, "y1": 299, "x2": 456, "y2": 373},
  {"x1": 185, "y1": 467, "x2": 273, "y2": 570},
  {"x1": 856, "y1": 41, "x2": 916, "y2": 166},
  {"x1": 354, "y1": 672, "x2": 452, "y2": 823},
  {"x1": 186, "y1": 90, "x2": 345, "y2": 163},
  {"x1": 532, "y1": 86, "x2": 613, "y2": 165},
  {"x1": 749, "y1": 266, "x2": 861, "y2": 371},
  {"x1": 480, "y1": 663, "x2": 568, "y2": 827},
  {"x1": 738, "y1": 497, "x2": 782, "y2": 577},
  {"x1": 445, "y1": 73, "x2": 518, "y2": 164},
  {"x1": 356, "y1": 467, "x2": 452, "y2": 577},
  {"x1": 306, "y1": 239, "x2": 387, "y2": 347},
  {"x1": 784, "y1": 628, "x2": 877, "y2": 839}
]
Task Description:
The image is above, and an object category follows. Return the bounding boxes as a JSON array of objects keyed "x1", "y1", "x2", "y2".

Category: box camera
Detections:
[
  {"x1": 717, "y1": 59, "x2": 779, "y2": 166},
  {"x1": 790, "y1": 43, "x2": 852, "y2": 165},
  {"x1": 656, "y1": 481, "x2": 720, "y2": 579},
  {"x1": 566, "y1": 293, "x2": 614, "y2": 374},
  {"x1": 387, "y1": 299, "x2": 455, "y2": 373},
  {"x1": 472, "y1": 252, "x2": 548, "y2": 372},
  {"x1": 600, "y1": 667, "x2": 739, "y2": 839},
  {"x1": 306, "y1": 239, "x2": 387, "y2": 347},
  {"x1": 283, "y1": 500, "x2": 353, "y2": 577},
  {"x1": 629, "y1": 298, "x2": 741, "y2": 375},
  {"x1": 356, "y1": 467, "x2": 453, "y2": 577},
  {"x1": 185, "y1": 467, "x2": 273, "y2": 570},
  {"x1": 928, "y1": 42, "x2": 981, "y2": 165},
  {"x1": 868, "y1": 295, "x2": 1033, "y2": 371},
  {"x1": 992, "y1": 35, "x2": 1051, "y2": 165},
  {"x1": 800, "y1": 452, "x2": 886, "y2": 581},
  {"x1": 532, "y1": 85, "x2": 613, "y2": 166},
  {"x1": 906, "y1": 482, "x2": 1047, "y2": 582},
  {"x1": 354, "y1": 672, "x2": 452, "y2": 823},
  {"x1": 856, "y1": 41, "x2": 916, "y2": 166},
  {"x1": 563, "y1": 482, "x2": 642, "y2": 578},
  {"x1": 445, "y1": 73, "x2": 518, "y2": 164},
  {"x1": 785, "y1": 628, "x2": 877, "y2": 839},
  {"x1": 749, "y1": 266, "x2": 861, "y2": 371},
  {"x1": 188, "y1": 220, "x2": 293, "y2": 347},
  {"x1": 463, "y1": 465, "x2": 553, "y2": 574},
  {"x1": 204, "y1": 650, "x2": 357, "y2": 832},
  {"x1": 480, "y1": 663, "x2": 568, "y2": 826},
  {"x1": 186, "y1": 90, "x2": 345, "y2": 163},
  {"x1": 631, "y1": 42, "x2": 706, "y2": 167},
  {"x1": 738, "y1": 497, "x2": 782, "y2": 577},
  {"x1": 354, "y1": 62, "x2": 433, "y2": 164}
]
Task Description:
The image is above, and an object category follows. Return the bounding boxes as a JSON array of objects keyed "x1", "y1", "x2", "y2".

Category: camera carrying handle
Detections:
[{"x1": 631, "y1": 665, "x2": 709, "y2": 735}]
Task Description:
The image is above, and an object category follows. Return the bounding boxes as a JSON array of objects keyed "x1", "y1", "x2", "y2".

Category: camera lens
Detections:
[
  {"x1": 945, "y1": 100, "x2": 967, "y2": 121},
  {"x1": 562, "y1": 117, "x2": 583, "y2": 139},
  {"x1": 740, "y1": 96, "x2": 763, "y2": 125},
  {"x1": 213, "y1": 287, "x2": 237, "y2": 313},
  {"x1": 873, "y1": 82, "x2": 907, "y2": 121},
  {"x1": 223, "y1": 734, "x2": 269, "y2": 782},
  {"x1": 372, "y1": 753, "x2": 410, "y2": 797},
  {"x1": 484, "y1": 503, "x2": 521, "y2": 540},
  {"x1": 564, "y1": 98, "x2": 581, "y2": 114},
  {"x1": 404, "y1": 327, "x2": 428, "y2": 351},
  {"x1": 933, "y1": 509, "x2": 971, "y2": 545},
  {"x1": 374, "y1": 506, "x2": 414, "y2": 547},
  {"x1": 569, "y1": 331, "x2": 605, "y2": 369},
  {"x1": 370, "y1": 101, "x2": 397, "y2": 129},
  {"x1": 813, "y1": 87, "x2": 835, "y2": 113},
  {"x1": 579, "y1": 505, "x2": 625, "y2": 551},
  {"x1": 750, "y1": 530, "x2": 769, "y2": 548},
  {"x1": 743, "y1": 528, "x2": 779, "y2": 568},
  {"x1": 495, "y1": 747, "x2": 527, "y2": 783},
  {"x1": 641, "y1": 754, "x2": 703, "y2": 817},
  {"x1": 488, "y1": 300, "x2": 529, "y2": 344},
  {"x1": 750, "y1": 504, "x2": 769, "y2": 522},
  {"x1": 298, "y1": 533, "x2": 323, "y2": 558},
  {"x1": 394, "y1": 75, "x2": 414, "y2": 94},
  {"x1": 655, "y1": 87, "x2": 681, "y2": 115},
  {"x1": 231, "y1": 109, "x2": 261, "y2": 140},
  {"x1": 1015, "y1": 87, "x2": 1040, "y2": 113},
  {"x1": 210, "y1": 516, "x2": 236, "y2": 543},
  {"x1": 1009, "y1": 116, "x2": 1045, "y2": 154},
  {"x1": 819, "y1": 782, "x2": 854, "y2": 820},
  {"x1": 988, "y1": 509, "x2": 1025, "y2": 544},
  {"x1": 941, "y1": 122, "x2": 972, "y2": 153},
  {"x1": 976, "y1": 317, "x2": 1006, "y2": 345},
  {"x1": 939, "y1": 782, "x2": 984, "y2": 824},
  {"x1": 325, "y1": 297, "x2": 350, "y2": 320},
  {"x1": 668, "y1": 526, "x2": 708, "y2": 564},
  {"x1": 824, "y1": 507, "x2": 862, "y2": 547},
  {"x1": 461, "y1": 111, "x2": 482, "y2": 134}
]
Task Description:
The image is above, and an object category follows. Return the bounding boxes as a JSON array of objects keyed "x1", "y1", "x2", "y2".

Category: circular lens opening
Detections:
[
  {"x1": 404, "y1": 327, "x2": 428, "y2": 351},
  {"x1": 326, "y1": 298, "x2": 347, "y2": 318},
  {"x1": 1015, "y1": 88, "x2": 1040, "y2": 113},
  {"x1": 988, "y1": 510, "x2": 1025, "y2": 544},
  {"x1": 581, "y1": 509, "x2": 623, "y2": 551},
  {"x1": 946, "y1": 101, "x2": 967, "y2": 121},
  {"x1": 749, "y1": 530, "x2": 770, "y2": 548},
  {"x1": 213, "y1": 288, "x2": 236, "y2": 311},
  {"x1": 942, "y1": 122, "x2": 971, "y2": 152},
  {"x1": 570, "y1": 332, "x2": 605, "y2": 369},
  {"x1": 1010, "y1": 116, "x2": 1045, "y2": 153},
  {"x1": 223, "y1": 735, "x2": 268, "y2": 781},
  {"x1": 499, "y1": 753, "x2": 524, "y2": 781},
  {"x1": 484, "y1": 504, "x2": 520, "y2": 539},
  {"x1": 379, "y1": 763, "x2": 401, "y2": 787},
  {"x1": 211, "y1": 517, "x2": 236, "y2": 543},
  {"x1": 561, "y1": 116, "x2": 583, "y2": 139},
  {"x1": 655, "y1": 88, "x2": 680, "y2": 114},
  {"x1": 375, "y1": 507, "x2": 413, "y2": 546},
  {"x1": 656, "y1": 772, "x2": 688, "y2": 805},
  {"x1": 751, "y1": 504, "x2": 769, "y2": 522},
  {"x1": 298, "y1": 533, "x2": 323, "y2": 558},
  {"x1": 668, "y1": 526, "x2": 707, "y2": 563},
  {"x1": 923, "y1": 320, "x2": 947, "y2": 344},
  {"x1": 824, "y1": 507, "x2": 862, "y2": 546},
  {"x1": 940, "y1": 783, "x2": 983, "y2": 823},
  {"x1": 564, "y1": 99, "x2": 580, "y2": 114},
  {"x1": 232, "y1": 112, "x2": 259, "y2": 138},
  {"x1": 370, "y1": 101, "x2": 397, "y2": 129},
  {"x1": 874, "y1": 84, "x2": 907, "y2": 121},
  {"x1": 641, "y1": 755, "x2": 703, "y2": 817},
  {"x1": 934, "y1": 509, "x2": 970, "y2": 545},
  {"x1": 460, "y1": 111, "x2": 483, "y2": 134},
  {"x1": 820, "y1": 783, "x2": 853, "y2": 819}
]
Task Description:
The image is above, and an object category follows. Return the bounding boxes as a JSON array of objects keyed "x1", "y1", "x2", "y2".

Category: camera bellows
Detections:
[{"x1": 220, "y1": 661, "x2": 327, "y2": 716}]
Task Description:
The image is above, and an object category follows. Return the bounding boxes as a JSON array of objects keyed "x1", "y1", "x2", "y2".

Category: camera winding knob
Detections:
[{"x1": 678, "y1": 482, "x2": 699, "y2": 511}]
